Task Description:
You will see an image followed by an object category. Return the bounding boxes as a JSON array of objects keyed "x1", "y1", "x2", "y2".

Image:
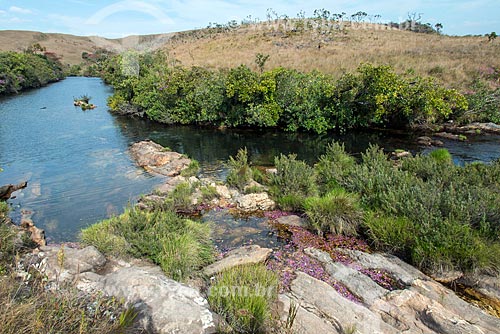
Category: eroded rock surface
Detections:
[
  {"x1": 283, "y1": 248, "x2": 500, "y2": 334},
  {"x1": 35, "y1": 245, "x2": 216, "y2": 334},
  {"x1": 130, "y1": 140, "x2": 191, "y2": 177},
  {"x1": 236, "y1": 192, "x2": 275, "y2": 212}
]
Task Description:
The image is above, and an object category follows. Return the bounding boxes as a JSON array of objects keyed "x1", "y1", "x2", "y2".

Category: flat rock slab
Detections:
[
  {"x1": 203, "y1": 245, "x2": 272, "y2": 277},
  {"x1": 336, "y1": 248, "x2": 427, "y2": 286},
  {"x1": 130, "y1": 140, "x2": 191, "y2": 177},
  {"x1": 288, "y1": 272, "x2": 399, "y2": 334},
  {"x1": 101, "y1": 266, "x2": 216, "y2": 334},
  {"x1": 275, "y1": 214, "x2": 308, "y2": 228},
  {"x1": 305, "y1": 248, "x2": 388, "y2": 306}
]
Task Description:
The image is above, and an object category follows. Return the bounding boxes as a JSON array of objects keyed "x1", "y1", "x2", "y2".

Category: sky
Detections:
[{"x1": 0, "y1": 0, "x2": 498, "y2": 38}]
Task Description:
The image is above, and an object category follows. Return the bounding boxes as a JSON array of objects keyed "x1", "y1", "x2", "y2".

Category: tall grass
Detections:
[
  {"x1": 304, "y1": 188, "x2": 363, "y2": 236},
  {"x1": 0, "y1": 275, "x2": 137, "y2": 334},
  {"x1": 81, "y1": 207, "x2": 214, "y2": 281},
  {"x1": 208, "y1": 264, "x2": 278, "y2": 334}
]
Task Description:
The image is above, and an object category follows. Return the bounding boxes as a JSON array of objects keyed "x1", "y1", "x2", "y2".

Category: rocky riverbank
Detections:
[{"x1": 4, "y1": 140, "x2": 500, "y2": 333}]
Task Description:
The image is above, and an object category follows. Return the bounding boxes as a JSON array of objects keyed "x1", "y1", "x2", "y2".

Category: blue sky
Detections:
[{"x1": 0, "y1": 0, "x2": 498, "y2": 37}]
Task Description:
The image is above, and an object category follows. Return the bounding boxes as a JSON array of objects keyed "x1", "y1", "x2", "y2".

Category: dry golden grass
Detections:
[{"x1": 163, "y1": 22, "x2": 500, "y2": 90}]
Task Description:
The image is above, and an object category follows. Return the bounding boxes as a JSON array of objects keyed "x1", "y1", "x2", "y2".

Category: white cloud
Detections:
[{"x1": 9, "y1": 6, "x2": 33, "y2": 14}]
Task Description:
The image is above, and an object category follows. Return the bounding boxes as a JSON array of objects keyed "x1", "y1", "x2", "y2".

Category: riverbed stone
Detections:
[
  {"x1": 130, "y1": 140, "x2": 191, "y2": 177},
  {"x1": 203, "y1": 245, "x2": 272, "y2": 277},
  {"x1": 236, "y1": 192, "x2": 275, "y2": 212},
  {"x1": 275, "y1": 214, "x2": 308, "y2": 228}
]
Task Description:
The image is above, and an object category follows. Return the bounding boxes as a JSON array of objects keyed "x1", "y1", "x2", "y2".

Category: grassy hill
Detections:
[
  {"x1": 162, "y1": 22, "x2": 499, "y2": 90},
  {"x1": 0, "y1": 30, "x2": 171, "y2": 67},
  {"x1": 1, "y1": 21, "x2": 498, "y2": 90}
]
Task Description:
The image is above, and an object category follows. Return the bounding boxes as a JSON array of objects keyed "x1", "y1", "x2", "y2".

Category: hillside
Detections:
[
  {"x1": 163, "y1": 22, "x2": 500, "y2": 90},
  {"x1": 1, "y1": 22, "x2": 499, "y2": 90},
  {"x1": 0, "y1": 30, "x2": 171, "y2": 66}
]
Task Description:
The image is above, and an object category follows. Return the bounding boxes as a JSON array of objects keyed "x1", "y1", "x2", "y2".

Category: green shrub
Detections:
[
  {"x1": 226, "y1": 148, "x2": 253, "y2": 190},
  {"x1": 0, "y1": 224, "x2": 16, "y2": 265},
  {"x1": 81, "y1": 208, "x2": 214, "y2": 281},
  {"x1": 271, "y1": 154, "x2": 317, "y2": 211},
  {"x1": 363, "y1": 212, "x2": 415, "y2": 258},
  {"x1": 181, "y1": 159, "x2": 200, "y2": 177},
  {"x1": 163, "y1": 182, "x2": 195, "y2": 212},
  {"x1": 304, "y1": 188, "x2": 363, "y2": 236},
  {"x1": 315, "y1": 141, "x2": 356, "y2": 193},
  {"x1": 208, "y1": 264, "x2": 278, "y2": 334},
  {"x1": 429, "y1": 148, "x2": 452, "y2": 165},
  {"x1": 200, "y1": 185, "x2": 218, "y2": 201}
]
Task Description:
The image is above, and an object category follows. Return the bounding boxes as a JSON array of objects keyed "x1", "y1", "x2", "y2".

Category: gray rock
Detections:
[
  {"x1": 236, "y1": 192, "x2": 275, "y2": 212},
  {"x1": 101, "y1": 265, "x2": 216, "y2": 334},
  {"x1": 275, "y1": 214, "x2": 308, "y2": 228},
  {"x1": 288, "y1": 272, "x2": 399, "y2": 334},
  {"x1": 458, "y1": 273, "x2": 500, "y2": 302},
  {"x1": 305, "y1": 248, "x2": 388, "y2": 306},
  {"x1": 203, "y1": 245, "x2": 272, "y2": 277},
  {"x1": 39, "y1": 245, "x2": 106, "y2": 283},
  {"x1": 336, "y1": 248, "x2": 427, "y2": 285}
]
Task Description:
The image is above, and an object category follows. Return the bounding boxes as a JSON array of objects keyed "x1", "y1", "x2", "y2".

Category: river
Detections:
[{"x1": 1, "y1": 77, "x2": 499, "y2": 242}]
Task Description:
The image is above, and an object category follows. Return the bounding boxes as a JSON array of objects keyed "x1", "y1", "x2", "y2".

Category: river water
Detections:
[{"x1": 1, "y1": 77, "x2": 499, "y2": 242}]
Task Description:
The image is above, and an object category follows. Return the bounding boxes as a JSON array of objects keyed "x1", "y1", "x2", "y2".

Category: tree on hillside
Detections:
[
  {"x1": 435, "y1": 23, "x2": 443, "y2": 34},
  {"x1": 255, "y1": 53, "x2": 270, "y2": 73},
  {"x1": 487, "y1": 32, "x2": 497, "y2": 42}
]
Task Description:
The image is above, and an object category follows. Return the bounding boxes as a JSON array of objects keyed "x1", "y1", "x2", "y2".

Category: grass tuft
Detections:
[
  {"x1": 81, "y1": 207, "x2": 214, "y2": 281},
  {"x1": 305, "y1": 188, "x2": 363, "y2": 236},
  {"x1": 208, "y1": 264, "x2": 278, "y2": 334}
]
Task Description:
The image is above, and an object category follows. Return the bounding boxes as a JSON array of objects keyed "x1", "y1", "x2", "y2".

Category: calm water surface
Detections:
[{"x1": 1, "y1": 77, "x2": 499, "y2": 242}]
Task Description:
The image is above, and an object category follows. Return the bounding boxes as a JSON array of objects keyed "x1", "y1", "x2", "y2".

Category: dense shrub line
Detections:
[
  {"x1": 227, "y1": 144, "x2": 500, "y2": 274},
  {"x1": 0, "y1": 51, "x2": 64, "y2": 95},
  {"x1": 103, "y1": 52, "x2": 468, "y2": 133}
]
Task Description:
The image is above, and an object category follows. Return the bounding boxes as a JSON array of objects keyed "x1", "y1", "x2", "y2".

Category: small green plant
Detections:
[
  {"x1": 304, "y1": 188, "x2": 363, "y2": 236},
  {"x1": 255, "y1": 53, "x2": 270, "y2": 73},
  {"x1": 244, "y1": 185, "x2": 264, "y2": 194},
  {"x1": 271, "y1": 154, "x2": 317, "y2": 211},
  {"x1": 226, "y1": 148, "x2": 253, "y2": 190},
  {"x1": 118, "y1": 307, "x2": 138, "y2": 328},
  {"x1": 209, "y1": 264, "x2": 278, "y2": 334},
  {"x1": 429, "y1": 148, "x2": 452, "y2": 164},
  {"x1": 200, "y1": 185, "x2": 218, "y2": 201},
  {"x1": 181, "y1": 159, "x2": 200, "y2": 177}
]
